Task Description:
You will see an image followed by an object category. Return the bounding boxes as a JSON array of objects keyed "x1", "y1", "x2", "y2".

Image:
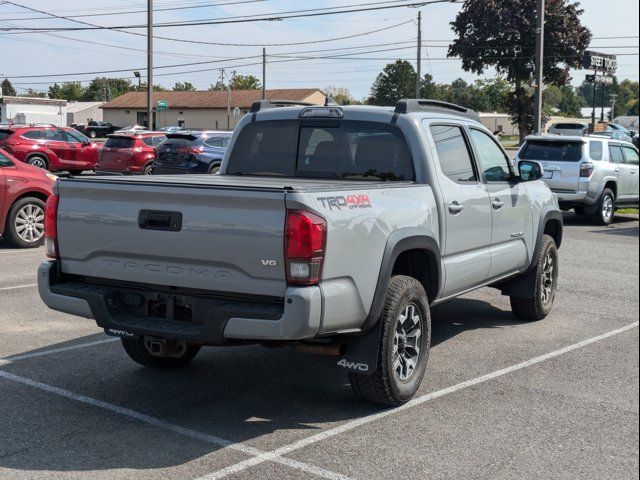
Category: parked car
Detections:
[
  {"x1": 96, "y1": 132, "x2": 167, "y2": 175},
  {"x1": 547, "y1": 123, "x2": 588, "y2": 136},
  {"x1": 113, "y1": 125, "x2": 148, "y2": 135},
  {"x1": 77, "y1": 121, "x2": 121, "y2": 139},
  {"x1": 152, "y1": 131, "x2": 231, "y2": 174},
  {"x1": 0, "y1": 125, "x2": 99, "y2": 174},
  {"x1": 160, "y1": 126, "x2": 187, "y2": 134},
  {"x1": 608, "y1": 123, "x2": 637, "y2": 137},
  {"x1": 0, "y1": 148, "x2": 55, "y2": 248},
  {"x1": 39, "y1": 99, "x2": 563, "y2": 406},
  {"x1": 593, "y1": 127, "x2": 635, "y2": 144},
  {"x1": 516, "y1": 135, "x2": 639, "y2": 224}
]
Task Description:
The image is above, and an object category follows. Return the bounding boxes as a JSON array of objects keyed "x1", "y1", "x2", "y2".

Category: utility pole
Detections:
[
  {"x1": 262, "y1": 48, "x2": 266, "y2": 100},
  {"x1": 591, "y1": 71, "x2": 597, "y2": 126},
  {"x1": 147, "y1": 0, "x2": 153, "y2": 129},
  {"x1": 610, "y1": 93, "x2": 618, "y2": 120},
  {"x1": 533, "y1": 0, "x2": 545, "y2": 134},
  {"x1": 416, "y1": 11, "x2": 422, "y2": 99},
  {"x1": 600, "y1": 82, "x2": 606, "y2": 122}
]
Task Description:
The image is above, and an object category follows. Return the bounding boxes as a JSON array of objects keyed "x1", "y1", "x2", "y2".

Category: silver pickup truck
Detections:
[{"x1": 39, "y1": 100, "x2": 563, "y2": 405}]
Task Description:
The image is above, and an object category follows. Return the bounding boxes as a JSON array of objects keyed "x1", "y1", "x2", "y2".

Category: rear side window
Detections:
[
  {"x1": 554, "y1": 123, "x2": 584, "y2": 130},
  {"x1": 623, "y1": 146, "x2": 639, "y2": 166},
  {"x1": 204, "y1": 136, "x2": 230, "y2": 148},
  {"x1": 609, "y1": 145, "x2": 624, "y2": 164},
  {"x1": 429, "y1": 125, "x2": 477, "y2": 183},
  {"x1": 22, "y1": 130, "x2": 43, "y2": 140},
  {"x1": 104, "y1": 136, "x2": 135, "y2": 149},
  {"x1": 0, "y1": 130, "x2": 13, "y2": 141},
  {"x1": 227, "y1": 120, "x2": 413, "y2": 181},
  {"x1": 0, "y1": 151, "x2": 13, "y2": 166},
  {"x1": 520, "y1": 141, "x2": 583, "y2": 162},
  {"x1": 589, "y1": 141, "x2": 603, "y2": 160}
]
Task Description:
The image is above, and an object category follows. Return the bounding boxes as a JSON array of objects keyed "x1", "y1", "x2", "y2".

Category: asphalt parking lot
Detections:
[{"x1": 0, "y1": 213, "x2": 638, "y2": 480}]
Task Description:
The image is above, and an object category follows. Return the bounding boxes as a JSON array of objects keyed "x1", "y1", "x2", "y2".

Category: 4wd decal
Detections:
[{"x1": 317, "y1": 194, "x2": 372, "y2": 211}]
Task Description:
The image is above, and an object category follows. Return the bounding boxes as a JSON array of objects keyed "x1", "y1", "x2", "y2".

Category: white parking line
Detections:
[
  {"x1": 3, "y1": 338, "x2": 119, "y2": 363},
  {"x1": 0, "y1": 373, "x2": 352, "y2": 480},
  {"x1": 0, "y1": 283, "x2": 38, "y2": 292},
  {"x1": 198, "y1": 321, "x2": 640, "y2": 480}
]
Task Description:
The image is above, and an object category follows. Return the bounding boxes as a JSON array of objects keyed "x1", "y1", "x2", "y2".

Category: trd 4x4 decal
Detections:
[{"x1": 317, "y1": 194, "x2": 372, "y2": 211}]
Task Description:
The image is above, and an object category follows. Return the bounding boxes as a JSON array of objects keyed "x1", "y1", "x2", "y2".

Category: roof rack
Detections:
[
  {"x1": 394, "y1": 99, "x2": 480, "y2": 122},
  {"x1": 250, "y1": 99, "x2": 316, "y2": 113}
]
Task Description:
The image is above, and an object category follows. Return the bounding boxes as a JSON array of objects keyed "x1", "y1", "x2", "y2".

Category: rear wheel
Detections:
[
  {"x1": 349, "y1": 276, "x2": 431, "y2": 406},
  {"x1": 121, "y1": 336, "x2": 200, "y2": 369},
  {"x1": 591, "y1": 188, "x2": 615, "y2": 226},
  {"x1": 510, "y1": 234, "x2": 558, "y2": 321},
  {"x1": 208, "y1": 162, "x2": 221, "y2": 174},
  {"x1": 142, "y1": 163, "x2": 154, "y2": 175},
  {"x1": 89, "y1": 130, "x2": 97, "y2": 139},
  {"x1": 27, "y1": 155, "x2": 48, "y2": 170},
  {"x1": 3, "y1": 197, "x2": 46, "y2": 248}
]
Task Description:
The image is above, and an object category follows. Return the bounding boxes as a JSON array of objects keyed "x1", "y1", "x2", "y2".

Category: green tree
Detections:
[
  {"x1": 20, "y1": 89, "x2": 47, "y2": 98},
  {"x1": 325, "y1": 86, "x2": 360, "y2": 105},
  {"x1": 557, "y1": 85, "x2": 584, "y2": 117},
  {"x1": 48, "y1": 82, "x2": 84, "y2": 101},
  {"x1": 449, "y1": 0, "x2": 591, "y2": 142},
  {"x1": 83, "y1": 77, "x2": 133, "y2": 101},
  {"x1": 229, "y1": 74, "x2": 261, "y2": 90},
  {"x1": 1, "y1": 78, "x2": 17, "y2": 96},
  {"x1": 208, "y1": 81, "x2": 227, "y2": 91},
  {"x1": 172, "y1": 82, "x2": 196, "y2": 91},
  {"x1": 368, "y1": 60, "x2": 418, "y2": 105}
]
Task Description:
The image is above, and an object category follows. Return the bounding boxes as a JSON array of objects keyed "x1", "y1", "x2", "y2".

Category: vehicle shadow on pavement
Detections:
[
  {"x1": 0, "y1": 297, "x2": 522, "y2": 474},
  {"x1": 562, "y1": 212, "x2": 639, "y2": 227}
]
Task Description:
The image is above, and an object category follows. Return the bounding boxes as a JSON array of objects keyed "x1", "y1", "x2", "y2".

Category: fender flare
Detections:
[
  {"x1": 525, "y1": 209, "x2": 563, "y2": 274},
  {"x1": 360, "y1": 228, "x2": 441, "y2": 335}
]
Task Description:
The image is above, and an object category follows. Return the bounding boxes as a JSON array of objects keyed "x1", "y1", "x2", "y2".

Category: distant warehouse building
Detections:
[
  {"x1": 101, "y1": 89, "x2": 327, "y2": 131},
  {"x1": 66, "y1": 101, "x2": 104, "y2": 126},
  {"x1": 0, "y1": 95, "x2": 67, "y2": 126}
]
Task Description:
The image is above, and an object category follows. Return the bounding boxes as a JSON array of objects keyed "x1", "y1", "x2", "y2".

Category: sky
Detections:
[{"x1": 0, "y1": 0, "x2": 638, "y2": 100}]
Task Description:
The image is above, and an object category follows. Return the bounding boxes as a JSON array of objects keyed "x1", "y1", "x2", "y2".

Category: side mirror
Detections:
[{"x1": 518, "y1": 160, "x2": 544, "y2": 182}]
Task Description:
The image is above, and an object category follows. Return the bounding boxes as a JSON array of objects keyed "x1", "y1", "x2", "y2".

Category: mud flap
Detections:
[{"x1": 335, "y1": 319, "x2": 384, "y2": 375}]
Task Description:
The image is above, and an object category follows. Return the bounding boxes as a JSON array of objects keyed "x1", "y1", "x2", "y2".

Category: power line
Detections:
[{"x1": 0, "y1": 0, "x2": 460, "y2": 32}]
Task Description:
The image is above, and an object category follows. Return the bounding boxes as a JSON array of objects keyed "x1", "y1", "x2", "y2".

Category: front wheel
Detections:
[
  {"x1": 349, "y1": 275, "x2": 431, "y2": 406},
  {"x1": 510, "y1": 234, "x2": 559, "y2": 321},
  {"x1": 121, "y1": 337, "x2": 201, "y2": 369},
  {"x1": 2, "y1": 197, "x2": 46, "y2": 248},
  {"x1": 208, "y1": 162, "x2": 221, "y2": 175}
]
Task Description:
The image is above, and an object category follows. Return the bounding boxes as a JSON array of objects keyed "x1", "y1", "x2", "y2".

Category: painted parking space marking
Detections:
[
  {"x1": 0, "y1": 283, "x2": 38, "y2": 291},
  {"x1": 198, "y1": 321, "x2": 640, "y2": 480},
  {"x1": 0, "y1": 370, "x2": 352, "y2": 480},
  {"x1": 3, "y1": 337, "x2": 119, "y2": 364}
]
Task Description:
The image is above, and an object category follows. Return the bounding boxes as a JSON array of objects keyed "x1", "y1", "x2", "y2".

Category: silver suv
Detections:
[
  {"x1": 547, "y1": 123, "x2": 587, "y2": 137},
  {"x1": 517, "y1": 135, "x2": 639, "y2": 224}
]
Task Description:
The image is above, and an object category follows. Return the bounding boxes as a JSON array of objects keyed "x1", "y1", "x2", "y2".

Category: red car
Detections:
[
  {"x1": 96, "y1": 132, "x2": 166, "y2": 175},
  {"x1": 0, "y1": 125, "x2": 99, "y2": 174},
  {"x1": 0, "y1": 148, "x2": 55, "y2": 248}
]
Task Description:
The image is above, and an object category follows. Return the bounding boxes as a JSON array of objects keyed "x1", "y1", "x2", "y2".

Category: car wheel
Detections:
[
  {"x1": 349, "y1": 275, "x2": 431, "y2": 406},
  {"x1": 142, "y1": 163, "x2": 154, "y2": 175},
  {"x1": 89, "y1": 131, "x2": 97, "y2": 139},
  {"x1": 510, "y1": 234, "x2": 559, "y2": 321},
  {"x1": 68, "y1": 170, "x2": 83, "y2": 176},
  {"x1": 27, "y1": 155, "x2": 48, "y2": 170},
  {"x1": 208, "y1": 163, "x2": 221, "y2": 174},
  {"x1": 121, "y1": 337, "x2": 201, "y2": 369},
  {"x1": 2, "y1": 197, "x2": 46, "y2": 248},
  {"x1": 591, "y1": 188, "x2": 615, "y2": 226}
]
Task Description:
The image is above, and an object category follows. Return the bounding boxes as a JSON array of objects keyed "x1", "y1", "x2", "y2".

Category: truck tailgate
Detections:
[{"x1": 56, "y1": 178, "x2": 287, "y2": 298}]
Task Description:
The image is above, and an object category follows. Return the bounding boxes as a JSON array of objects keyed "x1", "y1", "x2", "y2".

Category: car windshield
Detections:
[
  {"x1": 521, "y1": 140, "x2": 583, "y2": 162},
  {"x1": 227, "y1": 120, "x2": 414, "y2": 181}
]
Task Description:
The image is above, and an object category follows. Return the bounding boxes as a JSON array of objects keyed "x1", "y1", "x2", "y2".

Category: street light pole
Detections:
[
  {"x1": 416, "y1": 11, "x2": 422, "y2": 99},
  {"x1": 610, "y1": 93, "x2": 618, "y2": 121},
  {"x1": 147, "y1": 0, "x2": 153, "y2": 129},
  {"x1": 533, "y1": 0, "x2": 545, "y2": 134}
]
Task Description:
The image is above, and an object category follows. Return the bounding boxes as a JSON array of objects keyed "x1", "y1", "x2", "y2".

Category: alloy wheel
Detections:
[
  {"x1": 540, "y1": 251, "x2": 556, "y2": 305},
  {"x1": 392, "y1": 303, "x2": 422, "y2": 381},
  {"x1": 14, "y1": 204, "x2": 44, "y2": 243}
]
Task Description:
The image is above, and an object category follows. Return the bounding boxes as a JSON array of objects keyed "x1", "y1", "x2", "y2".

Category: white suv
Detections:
[{"x1": 517, "y1": 135, "x2": 639, "y2": 225}]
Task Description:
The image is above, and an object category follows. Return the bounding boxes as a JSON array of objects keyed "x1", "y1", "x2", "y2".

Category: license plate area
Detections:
[{"x1": 147, "y1": 294, "x2": 193, "y2": 323}]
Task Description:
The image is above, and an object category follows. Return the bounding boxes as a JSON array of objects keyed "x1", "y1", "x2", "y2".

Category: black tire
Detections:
[
  {"x1": 510, "y1": 234, "x2": 559, "y2": 321},
  {"x1": 89, "y1": 130, "x2": 97, "y2": 139},
  {"x1": 208, "y1": 162, "x2": 221, "y2": 174},
  {"x1": 142, "y1": 163, "x2": 154, "y2": 175},
  {"x1": 574, "y1": 206, "x2": 585, "y2": 215},
  {"x1": 121, "y1": 337, "x2": 201, "y2": 369},
  {"x1": 2, "y1": 197, "x2": 46, "y2": 248},
  {"x1": 349, "y1": 275, "x2": 431, "y2": 406},
  {"x1": 27, "y1": 155, "x2": 48, "y2": 170},
  {"x1": 591, "y1": 188, "x2": 616, "y2": 226}
]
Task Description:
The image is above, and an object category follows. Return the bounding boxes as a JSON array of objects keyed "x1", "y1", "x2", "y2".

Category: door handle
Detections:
[
  {"x1": 614, "y1": 168, "x2": 620, "y2": 173},
  {"x1": 448, "y1": 202, "x2": 464, "y2": 214},
  {"x1": 492, "y1": 198, "x2": 505, "y2": 210},
  {"x1": 631, "y1": 170, "x2": 638, "y2": 175}
]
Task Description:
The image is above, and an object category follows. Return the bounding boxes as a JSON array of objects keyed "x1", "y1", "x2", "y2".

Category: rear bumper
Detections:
[
  {"x1": 38, "y1": 261, "x2": 321, "y2": 343},
  {"x1": 552, "y1": 188, "x2": 598, "y2": 206}
]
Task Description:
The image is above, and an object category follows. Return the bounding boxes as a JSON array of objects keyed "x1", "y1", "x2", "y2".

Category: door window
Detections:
[
  {"x1": 609, "y1": 145, "x2": 624, "y2": 164},
  {"x1": 42, "y1": 129, "x2": 66, "y2": 142},
  {"x1": 622, "y1": 147, "x2": 639, "y2": 166},
  {"x1": 469, "y1": 129, "x2": 512, "y2": 182},
  {"x1": 65, "y1": 130, "x2": 89, "y2": 143},
  {"x1": 429, "y1": 125, "x2": 477, "y2": 183},
  {"x1": 0, "y1": 151, "x2": 13, "y2": 166}
]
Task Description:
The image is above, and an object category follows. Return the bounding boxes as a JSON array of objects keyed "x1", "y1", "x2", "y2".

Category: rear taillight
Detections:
[
  {"x1": 190, "y1": 146, "x2": 204, "y2": 154},
  {"x1": 285, "y1": 210, "x2": 327, "y2": 286},
  {"x1": 44, "y1": 194, "x2": 59, "y2": 259},
  {"x1": 580, "y1": 162, "x2": 595, "y2": 177}
]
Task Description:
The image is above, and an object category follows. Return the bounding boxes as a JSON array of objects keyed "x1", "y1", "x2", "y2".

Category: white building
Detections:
[
  {"x1": 0, "y1": 95, "x2": 67, "y2": 126},
  {"x1": 66, "y1": 101, "x2": 104, "y2": 126}
]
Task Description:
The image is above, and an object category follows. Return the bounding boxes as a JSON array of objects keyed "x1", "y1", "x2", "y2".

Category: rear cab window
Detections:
[
  {"x1": 227, "y1": 120, "x2": 414, "y2": 181},
  {"x1": 520, "y1": 140, "x2": 584, "y2": 162}
]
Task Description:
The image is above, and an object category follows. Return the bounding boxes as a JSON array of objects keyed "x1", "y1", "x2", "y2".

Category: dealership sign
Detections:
[{"x1": 582, "y1": 51, "x2": 617, "y2": 74}]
